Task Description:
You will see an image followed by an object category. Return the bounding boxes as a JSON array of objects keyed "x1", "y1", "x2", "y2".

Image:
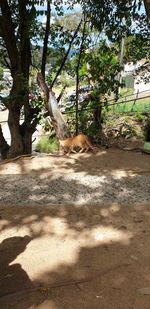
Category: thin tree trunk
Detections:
[
  {"x1": 94, "y1": 105, "x2": 102, "y2": 128},
  {"x1": 57, "y1": 85, "x2": 67, "y2": 103},
  {"x1": 41, "y1": 0, "x2": 51, "y2": 79},
  {"x1": 75, "y1": 17, "x2": 87, "y2": 135},
  {"x1": 50, "y1": 19, "x2": 82, "y2": 89}
]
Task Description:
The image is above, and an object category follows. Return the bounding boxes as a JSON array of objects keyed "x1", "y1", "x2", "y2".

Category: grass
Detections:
[
  {"x1": 36, "y1": 136, "x2": 59, "y2": 153},
  {"x1": 110, "y1": 97, "x2": 150, "y2": 113}
]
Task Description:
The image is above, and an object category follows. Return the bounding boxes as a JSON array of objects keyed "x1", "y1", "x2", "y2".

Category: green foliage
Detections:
[
  {"x1": 83, "y1": 40, "x2": 121, "y2": 97},
  {"x1": 36, "y1": 135, "x2": 59, "y2": 153},
  {"x1": 1, "y1": 0, "x2": 149, "y2": 138},
  {"x1": 135, "y1": 113, "x2": 145, "y2": 122},
  {"x1": 59, "y1": 73, "x2": 75, "y2": 87},
  {"x1": 67, "y1": 40, "x2": 122, "y2": 137},
  {"x1": 74, "y1": 0, "x2": 149, "y2": 42},
  {"x1": 29, "y1": 95, "x2": 45, "y2": 122},
  {"x1": 119, "y1": 87, "x2": 134, "y2": 97},
  {"x1": 124, "y1": 35, "x2": 150, "y2": 63}
]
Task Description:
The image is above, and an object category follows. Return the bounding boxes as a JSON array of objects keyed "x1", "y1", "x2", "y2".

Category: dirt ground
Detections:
[{"x1": 0, "y1": 146, "x2": 150, "y2": 309}]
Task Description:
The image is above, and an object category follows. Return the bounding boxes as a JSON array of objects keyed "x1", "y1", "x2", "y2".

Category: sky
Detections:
[
  {"x1": 37, "y1": 2, "x2": 81, "y2": 24},
  {"x1": 37, "y1": 1, "x2": 146, "y2": 24}
]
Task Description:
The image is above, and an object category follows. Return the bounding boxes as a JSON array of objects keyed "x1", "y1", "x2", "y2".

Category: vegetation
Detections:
[
  {"x1": 0, "y1": 1, "x2": 149, "y2": 158},
  {"x1": 36, "y1": 135, "x2": 59, "y2": 153},
  {"x1": 110, "y1": 97, "x2": 150, "y2": 113}
]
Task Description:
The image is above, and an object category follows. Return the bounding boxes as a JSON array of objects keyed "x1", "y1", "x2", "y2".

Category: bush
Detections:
[{"x1": 35, "y1": 135, "x2": 59, "y2": 153}]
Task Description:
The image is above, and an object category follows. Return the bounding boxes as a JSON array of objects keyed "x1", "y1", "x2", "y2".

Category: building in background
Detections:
[{"x1": 124, "y1": 59, "x2": 150, "y2": 93}]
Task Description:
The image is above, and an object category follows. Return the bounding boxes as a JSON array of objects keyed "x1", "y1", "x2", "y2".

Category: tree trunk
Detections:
[
  {"x1": 6, "y1": 107, "x2": 26, "y2": 158},
  {"x1": 0, "y1": 0, "x2": 35, "y2": 160},
  {"x1": 37, "y1": 72, "x2": 71, "y2": 140},
  {"x1": 6, "y1": 106, "x2": 23, "y2": 158},
  {"x1": 41, "y1": 0, "x2": 51, "y2": 79},
  {"x1": 75, "y1": 16, "x2": 87, "y2": 135},
  {"x1": 4, "y1": 107, "x2": 33, "y2": 159},
  {"x1": 22, "y1": 131, "x2": 32, "y2": 154},
  {"x1": 94, "y1": 104, "x2": 102, "y2": 129},
  {"x1": 0, "y1": 125, "x2": 10, "y2": 159}
]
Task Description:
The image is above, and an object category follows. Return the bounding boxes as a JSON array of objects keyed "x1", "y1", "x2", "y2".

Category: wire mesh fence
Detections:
[{"x1": 61, "y1": 90, "x2": 150, "y2": 115}]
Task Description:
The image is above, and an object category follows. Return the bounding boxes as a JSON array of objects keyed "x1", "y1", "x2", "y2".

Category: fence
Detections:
[
  {"x1": 0, "y1": 89, "x2": 150, "y2": 145},
  {"x1": 62, "y1": 89, "x2": 150, "y2": 115}
]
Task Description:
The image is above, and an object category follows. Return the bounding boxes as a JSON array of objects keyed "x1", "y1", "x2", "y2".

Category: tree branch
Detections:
[
  {"x1": 0, "y1": 0, "x2": 19, "y2": 76},
  {"x1": 50, "y1": 19, "x2": 83, "y2": 89},
  {"x1": 37, "y1": 72, "x2": 50, "y2": 102},
  {"x1": 41, "y1": 0, "x2": 51, "y2": 79}
]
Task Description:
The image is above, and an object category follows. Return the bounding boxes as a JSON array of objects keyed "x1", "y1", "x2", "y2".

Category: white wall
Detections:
[{"x1": 134, "y1": 72, "x2": 150, "y2": 93}]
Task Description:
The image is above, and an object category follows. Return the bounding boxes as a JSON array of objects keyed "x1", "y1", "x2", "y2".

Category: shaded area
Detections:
[
  {"x1": 0, "y1": 236, "x2": 47, "y2": 309},
  {"x1": 0, "y1": 149, "x2": 150, "y2": 206},
  {"x1": 0, "y1": 203, "x2": 150, "y2": 308},
  {"x1": 0, "y1": 172, "x2": 150, "y2": 206},
  {"x1": 0, "y1": 149, "x2": 150, "y2": 308}
]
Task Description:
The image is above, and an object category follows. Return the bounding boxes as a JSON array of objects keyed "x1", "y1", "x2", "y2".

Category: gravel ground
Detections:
[
  {"x1": 0, "y1": 149, "x2": 150, "y2": 206},
  {"x1": 1, "y1": 148, "x2": 150, "y2": 309}
]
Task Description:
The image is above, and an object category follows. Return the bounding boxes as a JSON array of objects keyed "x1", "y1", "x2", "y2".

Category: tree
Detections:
[
  {"x1": 75, "y1": 41, "x2": 121, "y2": 135},
  {"x1": 0, "y1": 0, "x2": 148, "y2": 159},
  {"x1": 0, "y1": 0, "x2": 77, "y2": 159},
  {"x1": 0, "y1": 0, "x2": 35, "y2": 159},
  {"x1": 68, "y1": 0, "x2": 149, "y2": 132},
  {"x1": 123, "y1": 34, "x2": 150, "y2": 63}
]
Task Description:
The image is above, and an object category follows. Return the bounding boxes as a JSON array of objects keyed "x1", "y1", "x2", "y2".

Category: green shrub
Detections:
[
  {"x1": 36, "y1": 135, "x2": 59, "y2": 153},
  {"x1": 135, "y1": 113, "x2": 145, "y2": 122}
]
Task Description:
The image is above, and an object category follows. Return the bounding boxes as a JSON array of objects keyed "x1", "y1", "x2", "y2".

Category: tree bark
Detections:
[
  {"x1": 37, "y1": 73, "x2": 70, "y2": 140},
  {"x1": 7, "y1": 107, "x2": 24, "y2": 158},
  {"x1": 75, "y1": 17, "x2": 87, "y2": 135},
  {"x1": 94, "y1": 104, "x2": 102, "y2": 129},
  {"x1": 0, "y1": 0, "x2": 35, "y2": 159},
  {"x1": 41, "y1": 0, "x2": 51, "y2": 79},
  {"x1": 0, "y1": 125, "x2": 10, "y2": 159}
]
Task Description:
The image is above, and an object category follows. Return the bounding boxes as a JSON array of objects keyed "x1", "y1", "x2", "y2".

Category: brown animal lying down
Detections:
[{"x1": 59, "y1": 133, "x2": 95, "y2": 154}]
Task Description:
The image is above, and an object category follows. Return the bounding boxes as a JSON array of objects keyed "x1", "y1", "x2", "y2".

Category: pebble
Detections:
[{"x1": 0, "y1": 173, "x2": 150, "y2": 206}]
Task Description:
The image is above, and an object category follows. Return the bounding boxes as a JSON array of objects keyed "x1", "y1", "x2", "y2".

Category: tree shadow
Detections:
[
  {"x1": 0, "y1": 204, "x2": 150, "y2": 308},
  {"x1": 0, "y1": 149, "x2": 150, "y2": 210},
  {"x1": 0, "y1": 236, "x2": 48, "y2": 309},
  {"x1": 0, "y1": 149, "x2": 150, "y2": 307},
  {"x1": 1, "y1": 148, "x2": 150, "y2": 176},
  {"x1": 0, "y1": 170, "x2": 149, "y2": 207}
]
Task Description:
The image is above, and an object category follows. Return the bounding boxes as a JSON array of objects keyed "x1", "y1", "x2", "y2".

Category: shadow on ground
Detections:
[
  {"x1": 0, "y1": 202, "x2": 150, "y2": 309},
  {"x1": 0, "y1": 149, "x2": 150, "y2": 308},
  {"x1": 0, "y1": 149, "x2": 150, "y2": 206}
]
